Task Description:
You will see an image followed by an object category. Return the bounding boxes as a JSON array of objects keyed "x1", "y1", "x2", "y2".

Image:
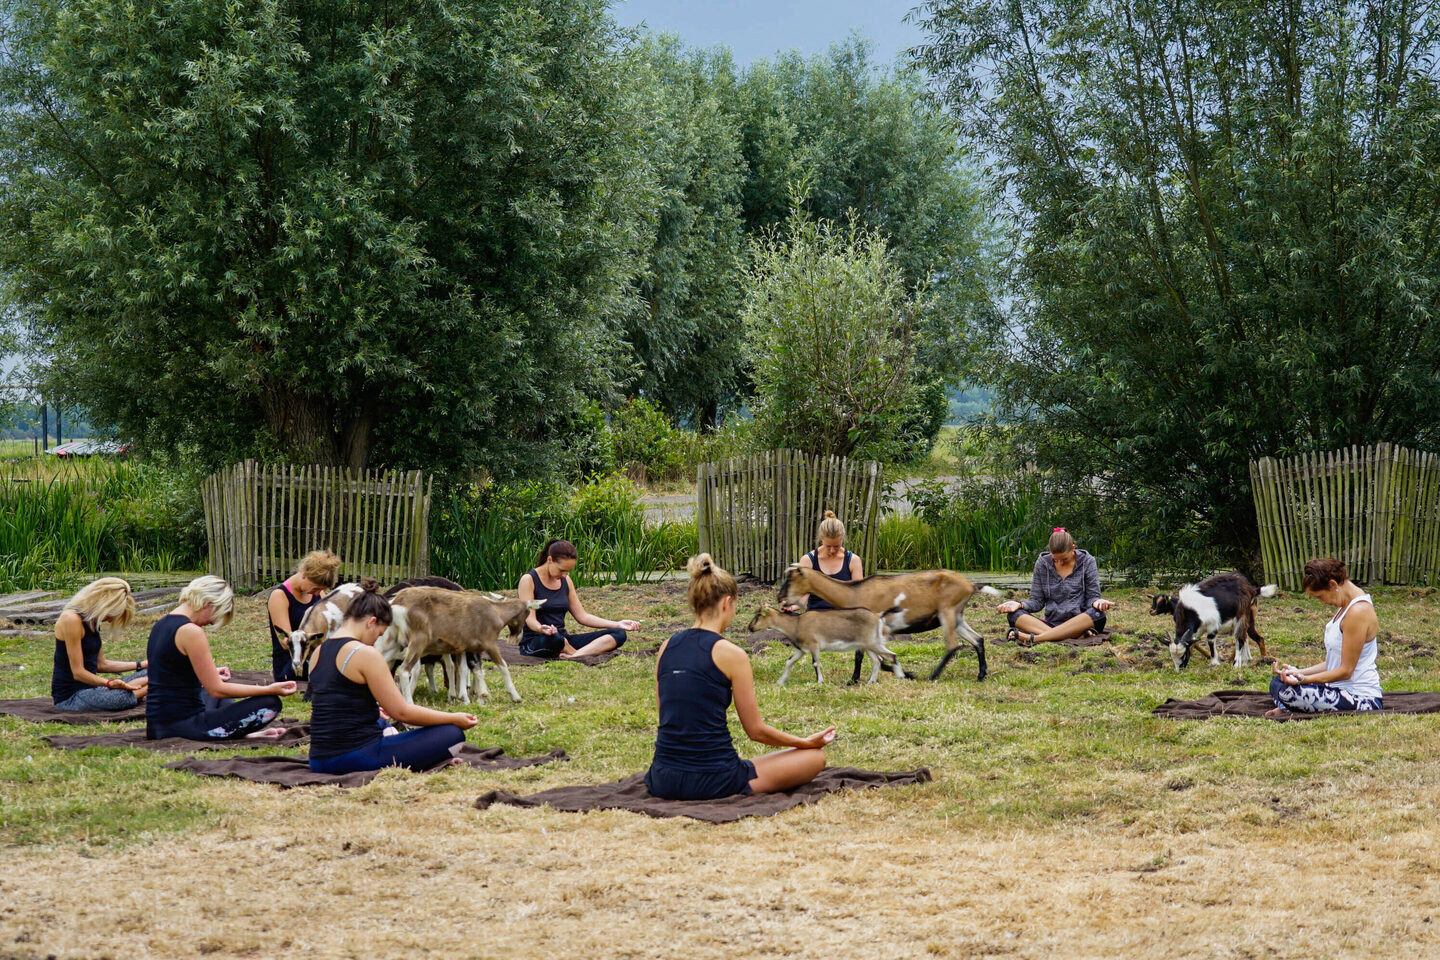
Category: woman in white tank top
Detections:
[{"x1": 1267, "y1": 557, "x2": 1382, "y2": 718}]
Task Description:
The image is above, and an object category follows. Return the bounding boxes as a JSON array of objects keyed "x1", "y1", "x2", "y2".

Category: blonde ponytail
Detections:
[{"x1": 686, "y1": 553, "x2": 737, "y2": 615}]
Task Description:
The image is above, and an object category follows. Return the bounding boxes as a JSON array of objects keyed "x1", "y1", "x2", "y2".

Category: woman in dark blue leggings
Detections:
[
  {"x1": 306, "y1": 579, "x2": 477, "y2": 775},
  {"x1": 147, "y1": 576, "x2": 298, "y2": 741}
]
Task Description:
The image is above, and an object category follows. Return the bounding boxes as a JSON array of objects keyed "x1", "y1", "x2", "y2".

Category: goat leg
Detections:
[
  {"x1": 494, "y1": 654, "x2": 521, "y2": 703},
  {"x1": 849, "y1": 650, "x2": 865, "y2": 685},
  {"x1": 778, "y1": 649, "x2": 804, "y2": 686},
  {"x1": 812, "y1": 650, "x2": 823, "y2": 684}
]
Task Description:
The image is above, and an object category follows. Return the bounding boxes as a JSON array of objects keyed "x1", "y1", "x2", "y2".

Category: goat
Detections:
[
  {"x1": 776, "y1": 566, "x2": 1001, "y2": 681},
  {"x1": 387, "y1": 586, "x2": 543, "y2": 704},
  {"x1": 1150, "y1": 573, "x2": 1277, "y2": 669},
  {"x1": 747, "y1": 604, "x2": 906, "y2": 684}
]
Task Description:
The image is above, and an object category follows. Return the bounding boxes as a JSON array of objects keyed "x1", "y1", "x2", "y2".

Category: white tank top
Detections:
[{"x1": 1324, "y1": 594, "x2": 1381, "y2": 699}]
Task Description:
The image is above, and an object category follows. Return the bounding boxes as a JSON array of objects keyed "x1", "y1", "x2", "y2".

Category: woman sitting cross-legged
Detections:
[
  {"x1": 518, "y1": 538, "x2": 640, "y2": 659},
  {"x1": 1267, "y1": 557, "x2": 1382, "y2": 718},
  {"x1": 645, "y1": 553, "x2": 836, "y2": 802},
  {"x1": 996, "y1": 527, "x2": 1114, "y2": 645},
  {"x1": 52, "y1": 577, "x2": 149, "y2": 712},
  {"x1": 307, "y1": 579, "x2": 477, "y2": 775},
  {"x1": 146, "y1": 576, "x2": 297, "y2": 741}
]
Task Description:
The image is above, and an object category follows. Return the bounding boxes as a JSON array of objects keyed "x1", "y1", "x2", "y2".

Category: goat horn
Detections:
[{"x1": 484, "y1": 591, "x2": 504, "y2": 601}]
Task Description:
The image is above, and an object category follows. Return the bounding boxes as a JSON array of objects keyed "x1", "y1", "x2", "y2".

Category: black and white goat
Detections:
[{"x1": 1150, "y1": 572, "x2": 1277, "y2": 670}]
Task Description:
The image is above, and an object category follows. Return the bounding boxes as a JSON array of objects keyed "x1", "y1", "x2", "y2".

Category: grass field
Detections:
[{"x1": 4, "y1": 580, "x2": 1440, "y2": 958}]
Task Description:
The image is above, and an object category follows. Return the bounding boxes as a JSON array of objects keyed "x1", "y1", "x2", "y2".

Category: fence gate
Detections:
[
  {"x1": 202, "y1": 460, "x2": 433, "y2": 591},
  {"x1": 696, "y1": 449, "x2": 883, "y2": 583},
  {"x1": 1249, "y1": 443, "x2": 1440, "y2": 590}
]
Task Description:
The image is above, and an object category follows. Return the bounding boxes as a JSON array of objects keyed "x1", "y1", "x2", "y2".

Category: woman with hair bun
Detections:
[
  {"x1": 51, "y1": 577, "x2": 148, "y2": 711},
  {"x1": 517, "y1": 538, "x2": 641, "y2": 659},
  {"x1": 995, "y1": 527, "x2": 1113, "y2": 644},
  {"x1": 267, "y1": 549, "x2": 340, "y2": 681},
  {"x1": 644, "y1": 553, "x2": 835, "y2": 801},
  {"x1": 306, "y1": 578, "x2": 477, "y2": 774},
  {"x1": 1267, "y1": 557, "x2": 1382, "y2": 718},
  {"x1": 146, "y1": 575, "x2": 297, "y2": 741},
  {"x1": 786, "y1": 511, "x2": 864, "y2": 612}
]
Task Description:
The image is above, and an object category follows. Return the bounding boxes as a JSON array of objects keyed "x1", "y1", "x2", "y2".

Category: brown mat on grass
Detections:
[
  {"x1": 0, "y1": 699, "x2": 148, "y2": 724},
  {"x1": 1153, "y1": 689, "x2": 1440, "y2": 720},
  {"x1": 495, "y1": 641, "x2": 620, "y2": 667},
  {"x1": 43, "y1": 721, "x2": 309, "y2": 752},
  {"x1": 165, "y1": 744, "x2": 568, "y2": 788},
  {"x1": 474, "y1": 766, "x2": 933, "y2": 823},
  {"x1": 1007, "y1": 630, "x2": 1113, "y2": 647}
]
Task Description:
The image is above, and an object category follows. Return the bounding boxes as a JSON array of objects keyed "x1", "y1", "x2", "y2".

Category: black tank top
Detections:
[
  {"x1": 307, "y1": 636, "x2": 382, "y2": 760},
  {"x1": 520, "y1": 570, "x2": 570, "y2": 642},
  {"x1": 804, "y1": 549, "x2": 853, "y2": 611},
  {"x1": 146, "y1": 613, "x2": 204, "y2": 733},
  {"x1": 269, "y1": 582, "x2": 319, "y2": 676},
  {"x1": 52, "y1": 618, "x2": 102, "y2": 703},
  {"x1": 650, "y1": 629, "x2": 742, "y2": 773}
]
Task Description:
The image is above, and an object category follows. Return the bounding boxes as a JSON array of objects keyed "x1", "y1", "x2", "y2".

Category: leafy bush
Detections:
[
  {"x1": 874, "y1": 474, "x2": 1051, "y2": 572},
  {"x1": 608, "y1": 398, "x2": 687, "y2": 482}
]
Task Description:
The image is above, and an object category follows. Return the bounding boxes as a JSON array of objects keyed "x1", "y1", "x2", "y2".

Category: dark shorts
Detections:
[
  {"x1": 1007, "y1": 609, "x2": 1107, "y2": 634},
  {"x1": 518, "y1": 628, "x2": 628, "y2": 659},
  {"x1": 644, "y1": 759, "x2": 757, "y2": 801}
]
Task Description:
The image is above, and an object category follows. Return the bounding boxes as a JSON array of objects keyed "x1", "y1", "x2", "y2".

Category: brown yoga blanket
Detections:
[
  {"x1": 1153, "y1": 689, "x2": 1440, "y2": 720},
  {"x1": 474, "y1": 766, "x2": 933, "y2": 823},
  {"x1": 165, "y1": 745, "x2": 568, "y2": 788},
  {"x1": 495, "y1": 641, "x2": 620, "y2": 667},
  {"x1": 43, "y1": 721, "x2": 309, "y2": 752},
  {"x1": 0, "y1": 698, "x2": 147, "y2": 725}
]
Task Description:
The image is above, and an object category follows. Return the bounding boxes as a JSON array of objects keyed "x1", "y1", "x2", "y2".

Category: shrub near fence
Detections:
[{"x1": 1250, "y1": 443, "x2": 1440, "y2": 589}]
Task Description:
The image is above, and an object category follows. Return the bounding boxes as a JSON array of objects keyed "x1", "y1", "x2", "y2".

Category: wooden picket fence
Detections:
[
  {"x1": 202, "y1": 460, "x2": 433, "y2": 591},
  {"x1": 696, "y1": 449, "x2": 883, "y2": 582},
  {"x1": 1249, "y1": 443, "x2": 1440, "y2": 590}
]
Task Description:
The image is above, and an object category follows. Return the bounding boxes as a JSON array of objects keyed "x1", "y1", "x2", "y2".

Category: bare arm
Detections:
[
  {"x1": 348, "y1": 644, "x2": 475, "y2": 729},
  {"x1": 849, "y1": 554, "x2": 863, "y2": 580},
  {"x1": 791, "y1": 553, "x2": 815, "y2": 606},
  {"x1": 55, "y1": 612, "x2": 116, "y2": 689},
  {"x1": 268, "y1": 589, "x2": 295, "y2": 635},
  {"x1": 517, "y1": 574, "x2": 552, "y2": 634},
  {"x1": 1302, "y1": 607, "x2": 1377, "y2": 684},
  {"x1": 713, "y1": 640, "x2": 832, "y2": 749},
  {"x1": 176, "y1": 623, "x2": 293, "y2": 699}
]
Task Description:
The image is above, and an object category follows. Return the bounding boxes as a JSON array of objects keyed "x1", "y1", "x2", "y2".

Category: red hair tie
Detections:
[{"x1": 1053, "y1": 527, "x2": 1066, "y2": 533}]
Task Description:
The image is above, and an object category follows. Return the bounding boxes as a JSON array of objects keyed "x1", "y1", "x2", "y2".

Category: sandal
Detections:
[
  {"x1": 1004, "y1": 628, "x2": 1020, "y2": 644},
  {"x1": 1015, "y1": 631, "x2": 1039, "y2": 647}
]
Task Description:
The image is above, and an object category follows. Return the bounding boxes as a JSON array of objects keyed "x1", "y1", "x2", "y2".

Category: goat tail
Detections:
[
  {"x1": 978, "y1": 585, "x2": 1002, "y2": 597},
  {"x1": 1259, "y1": 584, "x2": 1278, "y2": 598}
]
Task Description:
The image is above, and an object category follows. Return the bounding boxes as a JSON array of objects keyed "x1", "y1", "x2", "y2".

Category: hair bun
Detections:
[
  {"x1": 358, "y1": 576, "x2": 380, "y2": 593},
  {"x1": 823, "y1": 509, "x2": 837, "y2": 520},
  {"x1": 687, "y1": 553, "x2": 715, "y2": 578}
]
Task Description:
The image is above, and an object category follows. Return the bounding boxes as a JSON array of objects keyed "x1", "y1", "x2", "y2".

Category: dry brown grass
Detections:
[{"x1": 5, "y1": 581, "x2": 1440, "y2": 958}]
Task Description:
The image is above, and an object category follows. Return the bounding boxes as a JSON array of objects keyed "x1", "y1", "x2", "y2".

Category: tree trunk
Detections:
[{"x1": 259, "y1": 381, "x2": 373, "y2": 468}]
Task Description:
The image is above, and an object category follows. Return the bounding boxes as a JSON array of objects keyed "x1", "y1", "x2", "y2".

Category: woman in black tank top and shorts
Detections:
[
  {"x1": 307, "y1": 579, "x2": 477, "y2": 774},
  {"x1": 785, "y1": 511, "x2": 864, "y2": 612},
  {"x1": 517, "y1": 539, "x2": 641, "y2": 659},
  {"x1": 645, "y1": 553, "x2": 835, "y2": 801}
]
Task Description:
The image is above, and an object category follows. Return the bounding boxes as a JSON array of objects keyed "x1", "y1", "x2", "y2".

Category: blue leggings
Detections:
[
  {"x1": 1269, "y1": 676, "x2": 1382, "y2": 713},
  {"x1": 308, "y1": 725, "x2": 466, "y2": 774},
  {"x1": 148, "y1": 692, "x2": 282, "y2": 741}
]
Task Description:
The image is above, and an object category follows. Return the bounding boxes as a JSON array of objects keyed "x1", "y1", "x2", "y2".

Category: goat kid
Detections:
[
  {"x1": 747, "y1": 605, "x2": 906, "y2": 685},
  {"x1": 776, "y1": 566, "x2": 1001, "y2": 681},
  {"x1": 388, "y1": 586, "x2": 543, "y2": 704},
  {"x1": 1150, "y1": 573, "x2": 1278, "y2": 670}
]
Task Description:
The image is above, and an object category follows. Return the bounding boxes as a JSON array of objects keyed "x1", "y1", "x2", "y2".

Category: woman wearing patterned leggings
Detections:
[{"x1": 1267, "y1": 557, "x2": 1382, "y2": 718}]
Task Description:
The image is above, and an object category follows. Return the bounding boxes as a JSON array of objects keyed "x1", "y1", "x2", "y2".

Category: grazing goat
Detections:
[
  {"x1": 1150, "y1": 573, "x2": 1277, "y2": 670},
  {"x1": 747, "y1": 605, "x2": 906, "y2": 685},
  {"x1": 777, "y1": 566, "x2": 1001, "y2": 681},
  {"x1": 388, "y1": 586, "x2": 543, "y2": 704}
]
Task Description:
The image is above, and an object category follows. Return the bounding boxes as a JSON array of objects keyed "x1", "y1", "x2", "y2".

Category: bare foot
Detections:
[
  {"x1": 244, "y1": 726, "x2": 286, "y2": 740},
  {"x1": 445, "y1": 757, "x2": 465, "y2": 767},
  {"x1": 1263, "y1": 707, "x2": 1289, "y2": 720}
]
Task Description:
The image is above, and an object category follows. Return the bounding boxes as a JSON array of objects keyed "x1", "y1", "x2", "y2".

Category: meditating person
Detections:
[
  {"x1": 786, "y1": 510, "x2": 864, "y2": 611},
  {"x1": 267, "y1": 549, "x2": 340, "y2": 681},
  {"x1": 645, "y1": 553, "x2": 835, "y2": 801},
  {"x1": 51, "y1": 577, "x2": 148, "y2": 712},
  {"x1": 517, "y1": 539, "x2": 640, "y2": 659},
  {"x1": 996, "y1": 528, "x2": 1113, "y2": 644},
  {"x1": 146, "y1": 575, "x2": 297, "y2": 741},
  {"x1": 307, "y1": 578, "x2": 477, "y2": 774},
  {"x1": 1267, "y1": 557, "x2": 1382, "y2": 717}
]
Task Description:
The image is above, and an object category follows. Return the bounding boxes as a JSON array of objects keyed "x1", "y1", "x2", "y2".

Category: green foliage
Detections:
[
  {"x1": 0, "y1": 0, "x2": 653, "y2": 477},
  {"x1": 916, "y1": 0, "x2": 1440, "y2": 569},
  {"x1": 0, "y1": 459, "x2": 205, "y2": 590},
  {"x1": 608, "y1": 398, "x2": 688, "y2": 482},
  {"x1": 431, "y1": 473, "x2": 696, "y2": 590},
  {"x1": 742, "y1": 207, "x2": 926, "y2": 461},
  {"x1": 874, "y1": 475, "x2": 1048, "y2": 572}
]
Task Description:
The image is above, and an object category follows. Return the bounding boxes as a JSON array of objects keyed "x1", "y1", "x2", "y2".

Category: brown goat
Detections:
[
  {"x1": 747, "y1": 604, "x2": 905, "y2": 684},
  {"x1": 776, "y1": 566, "x2": 1001, "y2": 681},
  {"x1": 388, "y1": 587, "x2": 543, "y2": 704}
]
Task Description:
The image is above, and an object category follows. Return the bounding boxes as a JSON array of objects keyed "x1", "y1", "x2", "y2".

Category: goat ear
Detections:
[{"x1": 527, "y1": 599, "x2": 545, "y2": 610}]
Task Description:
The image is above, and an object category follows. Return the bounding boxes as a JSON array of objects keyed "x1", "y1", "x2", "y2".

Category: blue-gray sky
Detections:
[{"x1": 611, "y1": 0, "x2": 926, "y2": 66}]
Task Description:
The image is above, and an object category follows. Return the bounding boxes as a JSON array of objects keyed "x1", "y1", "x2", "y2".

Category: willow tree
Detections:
[
  {"x1": 0, "y1": 0, "x2": 653, "y2": 474},
  {"x1": 916, "y1": 0, "x2": 1440, "y2": 566}
]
